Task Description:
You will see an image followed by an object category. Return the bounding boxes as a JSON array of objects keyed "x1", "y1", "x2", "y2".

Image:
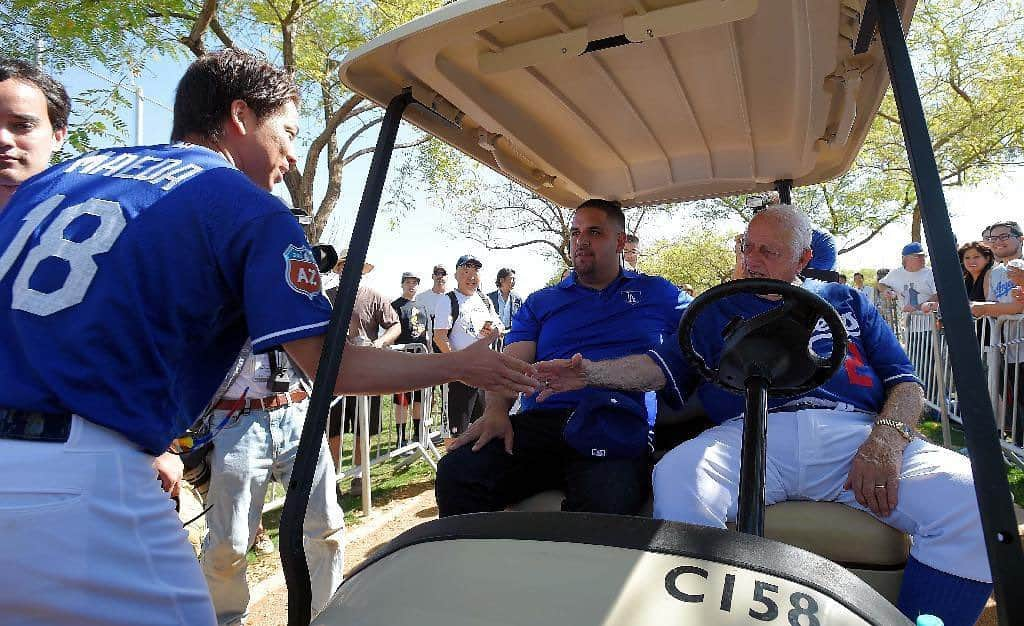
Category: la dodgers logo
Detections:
[
  {"x1": 283, "y1": 244, "x2": 321, "y2": 298},
  {"x1": 622, "y1": 290, "x2": 641, "y2": 305}
]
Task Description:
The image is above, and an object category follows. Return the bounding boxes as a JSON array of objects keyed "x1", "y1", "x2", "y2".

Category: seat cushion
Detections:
[
  {"x1": 729, "y1": 501, "x2": 910, "y2": 567},
  {"x1": 509, "y1": 493, "x2": 908, "y2": 567}
]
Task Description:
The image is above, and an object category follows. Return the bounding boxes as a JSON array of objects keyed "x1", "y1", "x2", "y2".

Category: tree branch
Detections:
[{"x1": 179, "y1": 0, "x2": 219, "y2": 57}]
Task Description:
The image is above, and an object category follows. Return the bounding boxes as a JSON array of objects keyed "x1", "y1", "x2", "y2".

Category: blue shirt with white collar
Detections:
[{"x1": 507, "y1": 269, "x2": 682, "y2": 418}]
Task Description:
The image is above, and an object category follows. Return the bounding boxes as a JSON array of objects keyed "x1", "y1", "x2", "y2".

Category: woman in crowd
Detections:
[{"x1": 960, "y1": 241, "x2": 995, "y2": 302}]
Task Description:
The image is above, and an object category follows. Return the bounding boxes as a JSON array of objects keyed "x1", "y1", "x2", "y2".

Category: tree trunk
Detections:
[{"x1": 911, "y1": 203, "x2": 922, "y2": 243}]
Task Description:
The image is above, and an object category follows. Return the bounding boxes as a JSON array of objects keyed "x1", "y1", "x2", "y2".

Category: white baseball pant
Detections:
[
  {"x1": 0, "y1": 415, "x2": 216, "y2": 625},
  {"x1": 653, "y1": 408, "x2": 991, "y2": 583}
]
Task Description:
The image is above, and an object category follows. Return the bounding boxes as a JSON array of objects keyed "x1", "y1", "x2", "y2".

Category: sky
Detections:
[{"x1": 45, "y1": 52, "x2": 1024, "y2": 299}]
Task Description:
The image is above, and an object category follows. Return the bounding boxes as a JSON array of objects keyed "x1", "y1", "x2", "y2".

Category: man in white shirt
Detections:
[
  {"x1": 201, "y1": 348, "x2": 343, "y2": 625},
  {"x1": 434, "y1": 255, "x2": 503, "y2": 436},
  {"x1": 852, "y1": 272, "x2": 874, "y2": 302},
  {"x1": 879, "y1": 242, "x2": 938, "y2": 320},
  {"x1": 415, "y1": 264, "x2": 450, "y2": 351}
]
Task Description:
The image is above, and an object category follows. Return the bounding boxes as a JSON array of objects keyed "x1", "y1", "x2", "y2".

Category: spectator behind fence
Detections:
[
  {"x1": 879, "y1": 243, "x2": 938, "y2": 316},
  {"x1": 416, "y1": 264, "x2": 449, "y2": 352},
  {"x1": 326, "y1": 252, "x2": 401, "y2": 492},
  {"x1": 623, "y1": 233, "x2": 640, "y2": 270},
  {"x1": 974, "y1": 223, "x2": 1024, "y2": 444},
  {"x1": 435, "y1": 200, "x2": 682, "y2": 517},
  {"x1": 433, "y1": 254, "x2": 503, "y2": 437},
  {"x1": 487, "y1": 267, "x2": 523, "y2": 335},
  {"x1": 392, "y1": 271, "x2": 429, "y2": 447},
  {"x1": 972, "y1": 221, "x2": 1024, "y2": 317},
  {"x1": 201, "y1": 347, "x2": 343, "y2": 625},
  {"x1": 852, "y1": 272, "x2": 873, "y2": 301},
  {"x1": 959, "y1": 241, "x2": 995, "y2": 302},
  {"x1": 0, "y1": 58, "x2": 69, "y2": 212},
  {"x1": 838, "y1": 273, "x2": 848, "y2": 285}
]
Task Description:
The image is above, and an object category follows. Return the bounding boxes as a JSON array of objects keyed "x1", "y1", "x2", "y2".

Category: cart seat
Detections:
[{"x1": 508, "y1": 493, "x2": 909, "y2": 602}]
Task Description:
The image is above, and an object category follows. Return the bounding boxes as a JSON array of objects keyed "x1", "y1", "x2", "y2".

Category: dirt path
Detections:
[{"x1": 246, "y1": 487, "x2": 438, "y2": 625}]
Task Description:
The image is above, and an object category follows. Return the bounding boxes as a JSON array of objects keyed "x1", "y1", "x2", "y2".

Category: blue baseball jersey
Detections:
[
  {"x1": 508, "y1": 270, "x2": 682, "y2": 417},
  {"x1": 0, "y1": 143, "x2": 332, "y2": 453},
  {"x1": 650, "y1": 280, "x2": 921, "y2": 423}
]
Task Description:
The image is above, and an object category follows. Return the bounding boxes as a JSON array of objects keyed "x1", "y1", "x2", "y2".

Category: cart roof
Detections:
[{"x1": 339, "y1": 0, "x2": 916, "y2": 208}]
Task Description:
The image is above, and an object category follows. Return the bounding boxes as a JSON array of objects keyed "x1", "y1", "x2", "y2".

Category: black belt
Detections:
[{"x1": 0, "y1": 408, "x2": 73, "y2": 443}]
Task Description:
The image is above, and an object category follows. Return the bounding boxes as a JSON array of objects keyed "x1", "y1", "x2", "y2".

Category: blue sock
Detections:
[{"x1": 897, "y1": 556, "x2": 992, "y2": 626}]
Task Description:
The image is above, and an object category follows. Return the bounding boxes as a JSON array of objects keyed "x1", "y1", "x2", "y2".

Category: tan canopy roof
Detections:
[{"x1": 339, "y1": 0, "x2": 916, "y2": 208}]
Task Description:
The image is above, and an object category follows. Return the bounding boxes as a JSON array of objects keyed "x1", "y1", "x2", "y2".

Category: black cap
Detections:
[{"x1": 456, "y1": 254, "x2": 482, "y2": 269}]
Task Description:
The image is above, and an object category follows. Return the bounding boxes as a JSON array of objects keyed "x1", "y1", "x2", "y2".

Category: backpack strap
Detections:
[{"x1": 447, "y1": 290, "x2": 460, "y2": 327}]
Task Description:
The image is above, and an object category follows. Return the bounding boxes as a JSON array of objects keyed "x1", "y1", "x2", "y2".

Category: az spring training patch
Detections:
[{"x1": 283, "y1": 244, "x2": 321, "y2": 298}]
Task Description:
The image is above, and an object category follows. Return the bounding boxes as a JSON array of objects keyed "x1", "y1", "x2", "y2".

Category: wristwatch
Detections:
[{"x1": 874, "y1": 418, "x2": 915, "y2": 442}]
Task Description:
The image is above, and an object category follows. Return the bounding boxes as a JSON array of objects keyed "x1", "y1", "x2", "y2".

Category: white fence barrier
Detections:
[{"x1": 901, "y1": 312, "x2": 1024, "y2": 465}]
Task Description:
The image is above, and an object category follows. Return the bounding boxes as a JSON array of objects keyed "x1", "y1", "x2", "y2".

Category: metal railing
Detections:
[
  {"x1": 900, "y1": 312, "x2": 1024, "y2": 465},
  {"x1": 260, "y1": 343, "x2": 443, "y2": 516}
]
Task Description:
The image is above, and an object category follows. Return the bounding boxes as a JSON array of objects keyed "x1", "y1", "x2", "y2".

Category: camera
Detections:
[{"x1": 267, "y1": 349, "x2": 292, "y2": 393}]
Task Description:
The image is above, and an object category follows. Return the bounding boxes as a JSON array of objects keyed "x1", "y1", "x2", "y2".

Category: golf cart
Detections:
[{"x1": 278, "y1": 1, "x2": 1024, "y2": 624}]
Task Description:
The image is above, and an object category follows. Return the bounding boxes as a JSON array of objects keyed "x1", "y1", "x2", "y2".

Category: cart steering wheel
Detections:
[{"x1": 677, "y1": 279, "x2": 848, "y2": 395}]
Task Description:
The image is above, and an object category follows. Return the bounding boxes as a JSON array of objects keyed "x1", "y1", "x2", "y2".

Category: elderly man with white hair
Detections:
[{"x1": 535, "y1": 205, "x2": 992, "y2": 626}]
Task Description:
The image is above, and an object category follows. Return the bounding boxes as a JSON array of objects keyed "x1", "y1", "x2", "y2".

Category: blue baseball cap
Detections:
[{"x1": 902, "y1": 242, "x2": 926, "y2": 256}]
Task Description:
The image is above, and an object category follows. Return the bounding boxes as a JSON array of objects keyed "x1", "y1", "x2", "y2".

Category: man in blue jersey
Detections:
[
  {"x1": 435, "y1": 200, "x2": 682, "y2": 516},
  {"x1": 0, "y1": 49, "x2": 536, "y2": 626},
  {"x1": 535, "y1": 205, "x2": 992, "y2": 626}
]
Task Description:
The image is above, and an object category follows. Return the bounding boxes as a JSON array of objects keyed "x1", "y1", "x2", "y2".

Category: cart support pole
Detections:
[
  {"x1": 876, "y1": 2, "x2": 1024, "y2": 622},
  {"x1": 281, "y1": 90, "x2": 413, "y2": 626},
  {"x1": 737, "y1": 376, "x2": 769, "y2": 536}
]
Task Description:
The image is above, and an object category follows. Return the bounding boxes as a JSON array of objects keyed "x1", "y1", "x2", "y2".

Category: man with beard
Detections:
[{"x1": 435, "y1": 200, "x2": 681, "y2": 516}]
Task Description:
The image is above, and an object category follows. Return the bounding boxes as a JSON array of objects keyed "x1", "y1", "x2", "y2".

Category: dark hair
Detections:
[
  {"x1": 576, "y1": 199, "x2": 625, "y2": 232},
  {"x1": 0, "y1": 58, "x2": 71, "y2": 131},
  {"x1": 958, "y1": 240, "x2": 995, "y2": 275},
  {"x1": 495, "y1": 267, "x2": 515, "y2": 288},
  {"x1": 171, "y1": 49, "x2": 299, "y2": 142},
  {"x1": 985, "y1": 221, "x2": 1022, "y2": 237},
  {"x1": 625, "y1": 234, "x2": 639, "y2": 245},
  {"x1": 853, "y1": 272, "x2": 864, "y2": 279}
]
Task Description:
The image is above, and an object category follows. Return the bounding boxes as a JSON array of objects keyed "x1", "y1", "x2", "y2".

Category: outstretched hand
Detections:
[
  {"x1": 534, "y1": 353, "x2": 588, "y2": 402},
  {"x1": 457, "y1": 336, "x2": 538, "y2": 397}
]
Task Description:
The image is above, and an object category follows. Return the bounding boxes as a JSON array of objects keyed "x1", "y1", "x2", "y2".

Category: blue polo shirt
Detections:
[
  {"x1": 648, "y1": 280, "x2": 921, "y2": 424},
  {"x1": 507, "y1": 270, "x2": 682, "y2": 418}
]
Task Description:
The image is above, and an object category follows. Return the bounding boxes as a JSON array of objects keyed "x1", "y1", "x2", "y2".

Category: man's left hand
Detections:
[
  {"x1": 153, "y1": 451, "x2": 184, "y2": 498},
  {"x1": 844, "y1": 427, "x2": 907, "y2": 517}
]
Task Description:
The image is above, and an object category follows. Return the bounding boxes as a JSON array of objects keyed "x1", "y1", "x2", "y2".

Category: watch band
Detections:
[{"x1": 874, "y1": 418, "x2": 914, "y2": 442}]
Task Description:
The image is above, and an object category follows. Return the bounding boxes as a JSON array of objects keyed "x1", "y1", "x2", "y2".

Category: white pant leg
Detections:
[
  {"x1": 201, "y1": 410, "x2": 275, "y2": 626},
  {"x1": 652, "y1": 417, "x2": 796, "y2": 526},
  {"x1": 274, "y1": 400, "x2": 345, "y2": 615},
  {"x1": 793, "y1": 409, "x2": 992, "y2": 583},
  {"x1": 0, "y1": 416, "x2": 215, "y2": 626}
]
